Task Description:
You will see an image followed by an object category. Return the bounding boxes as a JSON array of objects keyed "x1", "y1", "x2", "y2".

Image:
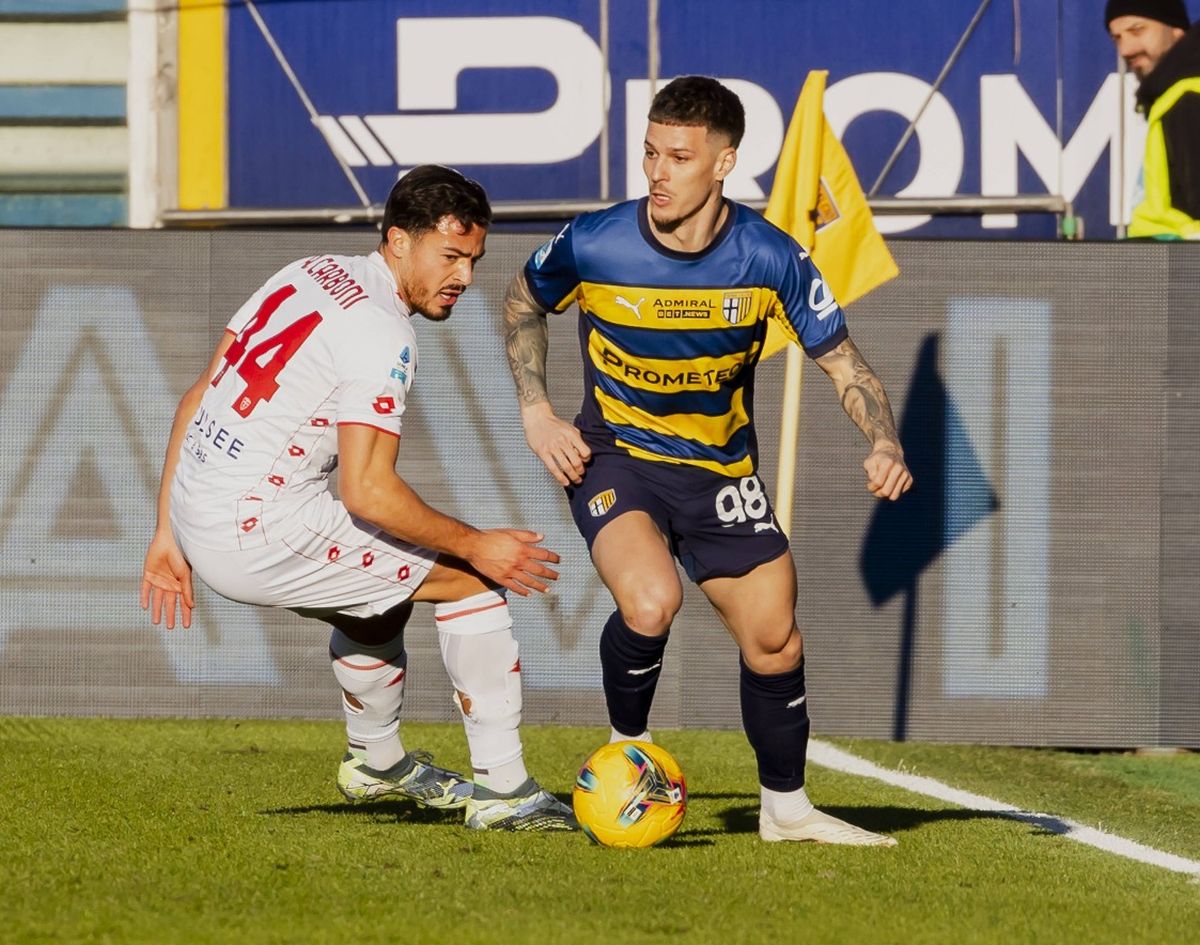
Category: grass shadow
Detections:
[
  {"x1": 715, "y1": 803, "x2": 1005, "y2": 836},
  {"x1": 822, "y1": 805, "x2": 1004, "y2": 834},
  {"x1": 687, "y1": 791, "x2": 758, "y2": 801},
  {"x1": 259, "y1": 800, "x2": 458, "y2": 825},
  {"x1": 653, "y1": 835, "x2": 716, "y2": 848}
]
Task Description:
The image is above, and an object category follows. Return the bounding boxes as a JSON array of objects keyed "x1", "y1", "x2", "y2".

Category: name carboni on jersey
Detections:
[{"x1": 299, "y1": 255, "x2": 371, "y2": 310}]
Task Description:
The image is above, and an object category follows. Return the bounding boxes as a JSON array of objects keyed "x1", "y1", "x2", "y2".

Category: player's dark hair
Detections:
[
  {"x1": 648, "y1": 76, "x2": 745, "y2": 147},
  {"x1": 380, "y1": 164, "x2": 491, "y2": 241}
]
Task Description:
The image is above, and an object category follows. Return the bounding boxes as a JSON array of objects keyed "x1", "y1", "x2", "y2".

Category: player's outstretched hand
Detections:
[
  {"x1": 140, "y1": 529, "x2": 195, "y2": 630},
  {"x1": 467, "y1": 529, "x2": 561, "y2": 597},
  {"x1": 864, "y1": 443, "x2": 913, "y2": 501},
  {"x1": 522, "y1": 403, "x2": 591, "y2": 486}
]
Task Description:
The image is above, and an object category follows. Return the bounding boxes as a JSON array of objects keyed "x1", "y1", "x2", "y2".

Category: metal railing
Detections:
[{"x1": 157, "y1": 195, "x2": 1071, "y2": 228}]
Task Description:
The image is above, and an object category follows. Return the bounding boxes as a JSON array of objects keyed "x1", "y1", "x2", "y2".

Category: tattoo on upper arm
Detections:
[
  {"x1": 503, "y1": 273, "x2": 552, "y2": 407},
  {"x1": 819, "y1": 338, "x2": 901, "y2": 448}
]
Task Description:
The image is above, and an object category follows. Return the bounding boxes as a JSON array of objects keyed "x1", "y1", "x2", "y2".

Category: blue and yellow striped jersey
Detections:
[{"x1": 523, "y1": 197, "x2": 848, "y2": 478}]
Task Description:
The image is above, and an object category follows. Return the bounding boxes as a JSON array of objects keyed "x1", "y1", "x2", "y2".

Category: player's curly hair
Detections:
[
  {"x1": 380, "y1": 164, "x2": 492, "y2": 239},
  {"x1": 648, "y1": 76, "x2": 745, "y2": 147}
]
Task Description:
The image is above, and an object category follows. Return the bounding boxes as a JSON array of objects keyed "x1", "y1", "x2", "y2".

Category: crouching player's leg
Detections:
[
  {"x1": 325, "y1": 601, "x2": 474, "y2": 809},
  {"x1": 417, "y1": 557, "x2": 577, "y2": 831},
  {"x1": 702, "y1": 553, "x2": 897, "y2": 847},
  {"x1": 181, "y1": 532, "x2": 474, "y2": 812}
]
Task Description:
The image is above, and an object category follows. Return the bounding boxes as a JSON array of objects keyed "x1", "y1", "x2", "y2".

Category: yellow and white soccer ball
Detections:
[{"x1": 573, "y1": 741, "x2": 687, "y2": 848}]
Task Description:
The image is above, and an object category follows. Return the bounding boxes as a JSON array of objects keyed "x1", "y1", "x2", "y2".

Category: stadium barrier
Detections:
[{"x1": 1, "y1": 229, "x2": 1196, "y2": 748}]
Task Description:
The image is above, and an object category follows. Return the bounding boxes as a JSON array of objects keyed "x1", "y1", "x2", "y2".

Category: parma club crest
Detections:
[
  {"x1": 588, "y1": 489, "x2": 616, "y2": 518},
  {"x1": 722, "y1": 290, "x2": 753, "y2": 325}
]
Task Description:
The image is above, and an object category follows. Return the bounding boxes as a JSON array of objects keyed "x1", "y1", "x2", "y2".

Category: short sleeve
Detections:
[
  {"x1": 523, "y1": 221, "x2": 582, "y2": 313},
  {"x1": 772, "y1": 242, "x2": 848, "y2": 358},
  {"x1": 334, "y1": 322, "x2": 416, "y2": 437}
]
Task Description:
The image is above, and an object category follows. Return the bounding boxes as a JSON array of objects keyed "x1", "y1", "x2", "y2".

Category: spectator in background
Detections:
[{"x1": 1106, "y1": 0, "x2": 1200, "y2": 238}]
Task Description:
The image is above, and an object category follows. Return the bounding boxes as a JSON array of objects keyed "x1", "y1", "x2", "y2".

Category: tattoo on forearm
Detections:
[
  {"x1": 503, "y1": 274, "x2": 551, "y2": 407},
  {"x1": 823, "y1": 339, "x2": 901, "y2": 448}
]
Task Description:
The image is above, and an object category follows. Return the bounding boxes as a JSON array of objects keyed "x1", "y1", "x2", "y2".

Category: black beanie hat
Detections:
[{"x1": 1105, "y1": 0, "x2": 1191, "y2": 29}]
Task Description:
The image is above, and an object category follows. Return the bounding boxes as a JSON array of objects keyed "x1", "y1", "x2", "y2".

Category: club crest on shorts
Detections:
[
  {"x1": 722, "y1": 290, "x2": 753, "y2": 325},
  {"x1": 588, "y1": 488, "x2": 617, "y2": 518}
]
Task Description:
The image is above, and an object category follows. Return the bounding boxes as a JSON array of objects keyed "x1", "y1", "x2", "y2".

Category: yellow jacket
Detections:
[{"x1": 1130, "y1": 26, "x2": 1200, "y2": 239}]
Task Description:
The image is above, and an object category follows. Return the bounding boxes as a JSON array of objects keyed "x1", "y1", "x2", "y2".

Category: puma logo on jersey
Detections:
[
  {"x1": 614, "y1": 295, "x2": 645, "y2": 320},
  {"x1": 754, "y1": 520, "x2": 780, "y2": 534}
]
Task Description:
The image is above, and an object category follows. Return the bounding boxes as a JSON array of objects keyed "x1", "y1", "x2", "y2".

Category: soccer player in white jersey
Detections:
[
  {"x1": 505, "y1": 78, "x2": 913, "y2": 845},
  {"x1": 140, "y1": 165, "x2": 575, "y2": 832}
]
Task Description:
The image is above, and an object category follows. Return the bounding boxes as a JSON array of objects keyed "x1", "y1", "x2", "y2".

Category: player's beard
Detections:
[
  {"x1": 416, "y1": 301, "x2": 452, "y2": 321},
  {"x1": 650, "y1": 198, "x2": 704, "y2": 235},
  {"x1": 408, "y1": 283, "x2": 464, "y2": 321},
  {"x1": 649, "y1": 186, "x2": 723, "y2": 235}
]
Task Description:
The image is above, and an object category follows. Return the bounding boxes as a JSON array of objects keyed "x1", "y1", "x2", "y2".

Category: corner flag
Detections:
[{"x1": 761, "y1": 70, "x2": 898, "y2": 360}]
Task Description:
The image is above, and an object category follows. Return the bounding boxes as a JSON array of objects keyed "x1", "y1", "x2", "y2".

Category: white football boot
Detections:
[{"x1": 759, "y1": 807, "x2": 898, "y2": 846}]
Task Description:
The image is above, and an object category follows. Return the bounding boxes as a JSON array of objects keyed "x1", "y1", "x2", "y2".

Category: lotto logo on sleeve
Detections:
[{"x1": 373, "y1": 396, "x2": 396, "y2": 415}]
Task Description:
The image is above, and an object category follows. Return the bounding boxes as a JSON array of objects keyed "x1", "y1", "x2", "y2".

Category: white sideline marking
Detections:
[{"x1": 809, "y1": 739, "x2": 1200, "y2": 878}]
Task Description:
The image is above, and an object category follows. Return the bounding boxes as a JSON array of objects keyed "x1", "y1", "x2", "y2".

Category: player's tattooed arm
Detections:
[
  {"x1": 502, "y1": 270, "x2": 592, "y2": 486},
  {"x1": 815, "y1": 336, "x2": 899, "y2": 445},
  {"x1": 815, "y1": 336, "x2": 913, "y2": 500},
  {"x1": 503, "y1": 272, "x2": 552, "y2": 407}
]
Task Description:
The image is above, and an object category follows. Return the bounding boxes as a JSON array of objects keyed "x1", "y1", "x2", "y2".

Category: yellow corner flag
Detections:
[{"x1": 761, "y1": 70, "x2": 898, "y2": 360}]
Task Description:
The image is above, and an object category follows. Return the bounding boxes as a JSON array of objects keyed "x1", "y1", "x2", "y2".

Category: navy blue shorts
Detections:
[{"x1": 565, "y1": 452, "x2": 790, "y2": 584}]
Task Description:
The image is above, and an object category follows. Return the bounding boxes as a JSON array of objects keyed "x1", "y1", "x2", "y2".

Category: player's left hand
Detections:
[
  {"x1": 140, "y1": 529, "x2": 195, "y2": 630},
  {"x1": 864, "y1": 443, "x2": 913, "y2": 501},
  {"x1": 466, "y1": 528, "x2": 561, "y2": 597}
]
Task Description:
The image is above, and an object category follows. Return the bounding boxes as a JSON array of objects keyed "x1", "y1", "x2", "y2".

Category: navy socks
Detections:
[{"x1": 599, "y1": 612, "x2": 668, "y2": 737}]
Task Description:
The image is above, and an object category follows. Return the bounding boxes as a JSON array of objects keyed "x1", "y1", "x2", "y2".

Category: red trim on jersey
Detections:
[
  {"x1": 434, "y1": 599, "x2": 508, "y2": 622},
  {"x1": 337, "y1": 421, "x2": 401, "y2": 439}
]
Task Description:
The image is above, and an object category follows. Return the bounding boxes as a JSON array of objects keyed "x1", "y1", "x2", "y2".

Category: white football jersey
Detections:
[{"x1": 172, "y1": 251, "x2": 418, "y2": 551}]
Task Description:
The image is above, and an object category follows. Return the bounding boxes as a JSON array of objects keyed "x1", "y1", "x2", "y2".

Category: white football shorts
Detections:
[{"x1": 174, "y1": 492, "x2": 437, "y2": 620}]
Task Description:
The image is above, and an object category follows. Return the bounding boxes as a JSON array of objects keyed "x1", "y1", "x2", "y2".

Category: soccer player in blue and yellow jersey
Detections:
[{"x1": 504, "y1": 77, "x2": 912, "y2": 845}]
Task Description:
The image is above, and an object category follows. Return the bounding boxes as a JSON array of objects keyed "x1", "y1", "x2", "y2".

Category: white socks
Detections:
[
  {"x1": 328, "y1": 628, "x2": 407, "y2": 771},
  {"x1": 609, "y1": 727, "x2": 653, "y2": 743},
  {"x1": 761, "y1": 785, "x2": 815, "y2": 824},
  {"x1": 436, "y1": 590, "x2": 529, "y2": 794}
]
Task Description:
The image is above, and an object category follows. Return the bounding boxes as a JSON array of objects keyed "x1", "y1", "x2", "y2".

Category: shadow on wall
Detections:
[{"x1": 858, "y1": 332, "x2": 998, "y2": 741}]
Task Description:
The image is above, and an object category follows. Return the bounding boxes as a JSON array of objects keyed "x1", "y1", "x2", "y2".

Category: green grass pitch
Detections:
[{"x1": 2, "y1": 718, "x2": 1198, "y2": 945}]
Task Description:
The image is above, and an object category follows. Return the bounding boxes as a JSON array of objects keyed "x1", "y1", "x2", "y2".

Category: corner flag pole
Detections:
[{"x1": 765, "y1": 70, "x2": 898, "y2": 538}]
